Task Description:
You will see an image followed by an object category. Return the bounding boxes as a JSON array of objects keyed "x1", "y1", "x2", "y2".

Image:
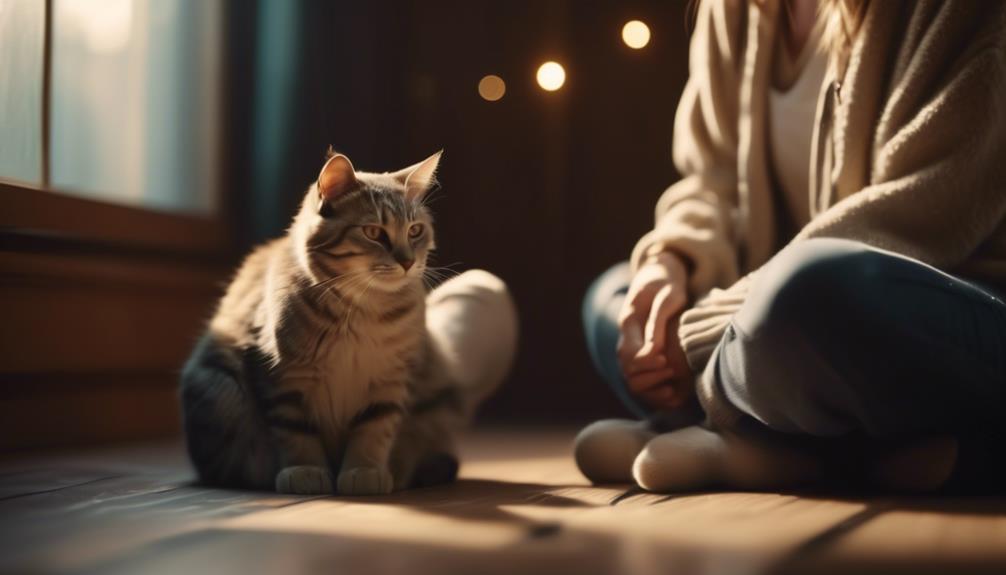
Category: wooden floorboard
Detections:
[{"x1": 1, "y1": 428, "x2": 1005, "y2": 575}]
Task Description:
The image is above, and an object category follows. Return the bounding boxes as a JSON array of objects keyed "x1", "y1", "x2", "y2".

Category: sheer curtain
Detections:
[
  {"x1": 50, "y1": 0, "x2": 221, "y2": 214},
  {"x1": 0, "y1": 0, "x2": 45, "y2": 185}
]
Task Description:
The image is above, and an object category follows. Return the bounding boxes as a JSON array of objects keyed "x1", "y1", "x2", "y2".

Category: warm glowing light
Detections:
[
  {"x1": 622, "y1": 20, "x2": 651, "y2": 49},
  {"x1": 535, "y1": 61, "x2": 565, "y2": 92},
  {"x1": 478, "y1": 75, "x2": 506, "y2": 101},
  {"x1": 62, "y1": 0, "x2": 133, "y2": 54}
]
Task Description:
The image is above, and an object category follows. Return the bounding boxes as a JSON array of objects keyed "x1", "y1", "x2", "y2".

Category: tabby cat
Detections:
[{"x1": 180, "y1": 151, "x2": 514, "y2": 495}]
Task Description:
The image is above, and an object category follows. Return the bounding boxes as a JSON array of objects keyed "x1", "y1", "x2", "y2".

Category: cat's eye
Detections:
[
  {"x1": 361, "y1": 225, "x2": 383, "y2": 241},
  {"x1": 408, "y1": 223, "x2": 424, "y2": 238}
]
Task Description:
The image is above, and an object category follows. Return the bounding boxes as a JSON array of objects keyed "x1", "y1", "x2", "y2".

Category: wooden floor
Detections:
[{"x1": 3, "y1": 428, "x2": 1006, "y2": 575}]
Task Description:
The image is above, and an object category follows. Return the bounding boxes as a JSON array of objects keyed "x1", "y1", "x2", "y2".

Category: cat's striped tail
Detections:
[{"x1": 179, "y1": 334, "x2": 277, "y2": 490}]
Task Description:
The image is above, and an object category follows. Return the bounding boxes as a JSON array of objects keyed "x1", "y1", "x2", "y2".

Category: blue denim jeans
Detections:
[
  {"x1": 583, "y1": 238, "x2": 1006, "y2": 438},
  {"x1": 582, "y1": 261, "x2": 649, "y2": 419}
]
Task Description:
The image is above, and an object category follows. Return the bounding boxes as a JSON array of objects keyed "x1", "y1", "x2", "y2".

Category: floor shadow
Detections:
[
  {"x1": 342, "y1": 477, "x2": 603, "y2": 540},
  {"x1": 763, "y1": 491, "x2": 1006, "y2": 575}
]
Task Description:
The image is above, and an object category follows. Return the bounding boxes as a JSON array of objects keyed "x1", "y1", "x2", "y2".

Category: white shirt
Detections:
[{"x1": 768, "y1": 25, "x2": 829, "y2": 230}]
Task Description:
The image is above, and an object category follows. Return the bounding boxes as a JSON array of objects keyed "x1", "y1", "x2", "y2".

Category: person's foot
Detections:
[
  {"x1": 866, "y1": 436, "x2": 958, "y2": 493},
  {"x1": 867, "y1": 428, "x2": 1006, "y2": 495},
  {"x1": 575, "y1": 419, "x2": 656, "y2": 483},
  {"x1": 632, "y1": 426, "x2": 725, "y2": 491},
  {"x1": 632, "y1": 425, "x2": 823, "y2": 492}
]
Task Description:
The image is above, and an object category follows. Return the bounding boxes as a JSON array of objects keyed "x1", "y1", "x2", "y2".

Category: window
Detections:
[
  {"x1": 0, "y1": 0, "x2": 45, "y2": 185},
  {"x1": 1, "y1": 0, "x2": 222, "y2": 216},
  {"x1": 1, "y1": 0, "x2": 228, "y2": 253},
  {"x1": 50, "y1": 0, "x2": 221, "y2": 214}
]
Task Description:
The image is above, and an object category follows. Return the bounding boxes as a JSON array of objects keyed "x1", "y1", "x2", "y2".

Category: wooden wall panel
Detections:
[
  {"x1": 1, "y1": 252, "x2": 222, "y2": 373},
  {"x1": 0, "y1": 245, "x2": 227, "y2": 450},
  {"x1": 0, "y1": 378, "x2": 180, "y2": 451}
]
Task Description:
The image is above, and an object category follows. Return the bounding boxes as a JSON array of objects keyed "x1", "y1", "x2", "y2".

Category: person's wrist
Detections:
[{"x1": 643, "y1": 245, "x2": 690, "y2": 274}]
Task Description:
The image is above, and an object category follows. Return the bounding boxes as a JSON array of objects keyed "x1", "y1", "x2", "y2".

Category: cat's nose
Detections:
[{"x1": 398, "y1": 259, "x2": 415, "y2": 272}]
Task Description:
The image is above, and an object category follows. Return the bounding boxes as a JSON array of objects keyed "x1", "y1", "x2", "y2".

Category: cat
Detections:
[{"x1": 180, "y1": 150, "x2": 516, "y2": 496}]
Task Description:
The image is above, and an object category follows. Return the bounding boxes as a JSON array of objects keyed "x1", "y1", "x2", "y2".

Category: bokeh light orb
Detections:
[
  {"x1": 478, "y1": 75, "x2": 506, "y2": 101},
  {"x1": 622, "y1": 20, "x2": 651, "y2": 49},
  {"x1": 536, "y1": 61, "x2": 566, "y2": 92}
]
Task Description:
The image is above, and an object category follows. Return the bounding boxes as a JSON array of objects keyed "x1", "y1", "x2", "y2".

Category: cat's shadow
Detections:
[
  {"x1": 344, "y1": 477, "x2": 602, "y2": 538},
  {"x1": 277, "y1": 476, "x2": 1006, "y2": 548}
]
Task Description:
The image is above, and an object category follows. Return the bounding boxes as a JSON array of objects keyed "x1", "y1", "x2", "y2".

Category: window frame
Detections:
[
  {"x1": 1, "y1": 180, "x2": 230, "y2": 257},
  {"x1": 1, "y1": 0, "x2": 232, "y2": 259}
]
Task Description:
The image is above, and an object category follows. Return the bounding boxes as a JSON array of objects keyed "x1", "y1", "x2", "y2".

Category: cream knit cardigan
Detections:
[{"x1": 630, "y1": 0, "x2": 1006, "y2": 426}]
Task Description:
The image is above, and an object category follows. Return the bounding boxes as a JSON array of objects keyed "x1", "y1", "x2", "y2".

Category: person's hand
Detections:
[
  {"x1": 617, "y1": 251, "x2": 692, "y2": 409},
  {"x1": 653, "y1": 314, "x2": 695, "y2": 409},
  {"x1": 623, "y1": 311, "x2": 694, "y2": 411}
]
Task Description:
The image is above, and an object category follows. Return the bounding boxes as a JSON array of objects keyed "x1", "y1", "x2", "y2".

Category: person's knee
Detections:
[
  {"x1": 430, "y1": 269, "x2": 510, "y2": 303},
  {"x1": 455, "y1": 269, "x2": 518, "y2": 359},
  {"x1": 735, "y1": 238, "x2": 885, "y2": 341},
  {"x1": 429, "y1": 269, "x2": 514, "y2": 319},
  {"x1": 574, "y1": 419, "x2": 654, "y2": 484},
  {"x1": 717, "y1": 240, "x2": 888, "y2": 423},
  {"x1": 426, "y1": 269, "x2": 517, "y2": 389},
  {"x1": 581, "y1": 262, "x2": 632, "y2": 397}
]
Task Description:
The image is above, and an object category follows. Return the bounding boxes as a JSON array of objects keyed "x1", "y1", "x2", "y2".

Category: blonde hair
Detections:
[
  {"x1": 740, "y1": 0, "x2": 868, "y2": 57},
  {"x1": 817, "y1": 0, "x2": 869, "y2": 56}
]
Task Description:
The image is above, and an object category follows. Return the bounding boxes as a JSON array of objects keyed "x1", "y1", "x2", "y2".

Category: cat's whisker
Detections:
[
  {"x1": 310, "y1": 271, "x2": 369, "y2": 306},
  {"x1": 420, "y1": 273, "x2": 438, "y2": 292},
  {"x1": 319, "y1": 276, "x2": 365, "y2": 307},
  {"x1": 423, "y1": 270, "x2": 452, "y2": 283},
  {"x1": 341, "y1": 274, "x2": 378, "y2": 333},
  {"x1": 426, "y1": 264, "x2": 463, "y2": 275},
  {"x1": 308, "y1": 268, "x2": 370, "y2": 291},
  {"x1": 423, "y1": 255, "x2": 463, "y2": 271},
  {"x1": 429, "y1": 259, "x2": 463, "y2": 267},
  {"x1": 422, "y1": 265, "x2": 462, "y2": 287},
  {"x1": 316, "y1": 269, "x2": 378, "y2": 309},
  {"x1": 324, "y1": 271, "x2": 376, "y2": 308},
  {"x1": 416, "y1": 185, "x2": 443, "y2": 210}
]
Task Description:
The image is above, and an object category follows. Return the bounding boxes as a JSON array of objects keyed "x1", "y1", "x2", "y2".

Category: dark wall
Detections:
[{"x1": 235, "y1": 1, "x2": 693, "y2": 423}]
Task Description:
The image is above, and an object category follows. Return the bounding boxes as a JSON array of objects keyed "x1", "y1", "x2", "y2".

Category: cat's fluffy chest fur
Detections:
[{"x1": 259, "y1": 244, "x2": 426, "y2": 432}]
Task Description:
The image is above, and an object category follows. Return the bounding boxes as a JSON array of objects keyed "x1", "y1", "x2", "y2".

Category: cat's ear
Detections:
[
  {"x1": 317, "y1": 153, "x2": 358, "y2": 205},
  {"x1": 395, "y1": 150, "x2": 443, "y2": 201}
]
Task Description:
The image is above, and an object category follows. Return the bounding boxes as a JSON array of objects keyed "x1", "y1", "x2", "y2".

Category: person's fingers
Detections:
[
  {"x1": 639, "y1": 386, "x2": 677, "y2": 410},
  {"x1": 664, "y1": 382, "x2": 690, "y2": 409},
  {"x1": 618, "y1": 255, "x2": 689, "y2": 379},
  {"x1": 630, "y1": 287, "x2": 684, "y2": 375},
  {"x1": 637, "y1": 288, "x2": 685, "y2": 366},
  {"x1": 645, "y1": 282, "x2": 686, "y2": 346},
  {"x1": 638, "y1": 377, "x2": 695, "y2": 411},
  {"x1": 617, "y1": 316, "x2": 646, "y2": 375},
  {"x1": 625, "y1": 347, "x2": 666, "y2": 376},
  {"x1": 662, "y1": 315, "x2": 694, "y2": 384},
  {"x1": 642, "y1": 284, "x2": 672, "y2": 350},
  {"x1": 626, "y1": 367, "x2": 677, "y2": 395}
]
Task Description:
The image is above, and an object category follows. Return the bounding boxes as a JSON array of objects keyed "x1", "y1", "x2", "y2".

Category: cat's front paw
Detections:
[
  {"x1": 337, "y1": 466, "x2": 393, "y2": 496},
  {"x1": 275, "y1": 465, "x2": 333, "y2": 495}
]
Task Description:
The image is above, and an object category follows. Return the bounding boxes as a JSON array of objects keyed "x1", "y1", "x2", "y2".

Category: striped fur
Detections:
[{"x1": 180, "y1": 151, "x2": 506, "y2": 496}]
